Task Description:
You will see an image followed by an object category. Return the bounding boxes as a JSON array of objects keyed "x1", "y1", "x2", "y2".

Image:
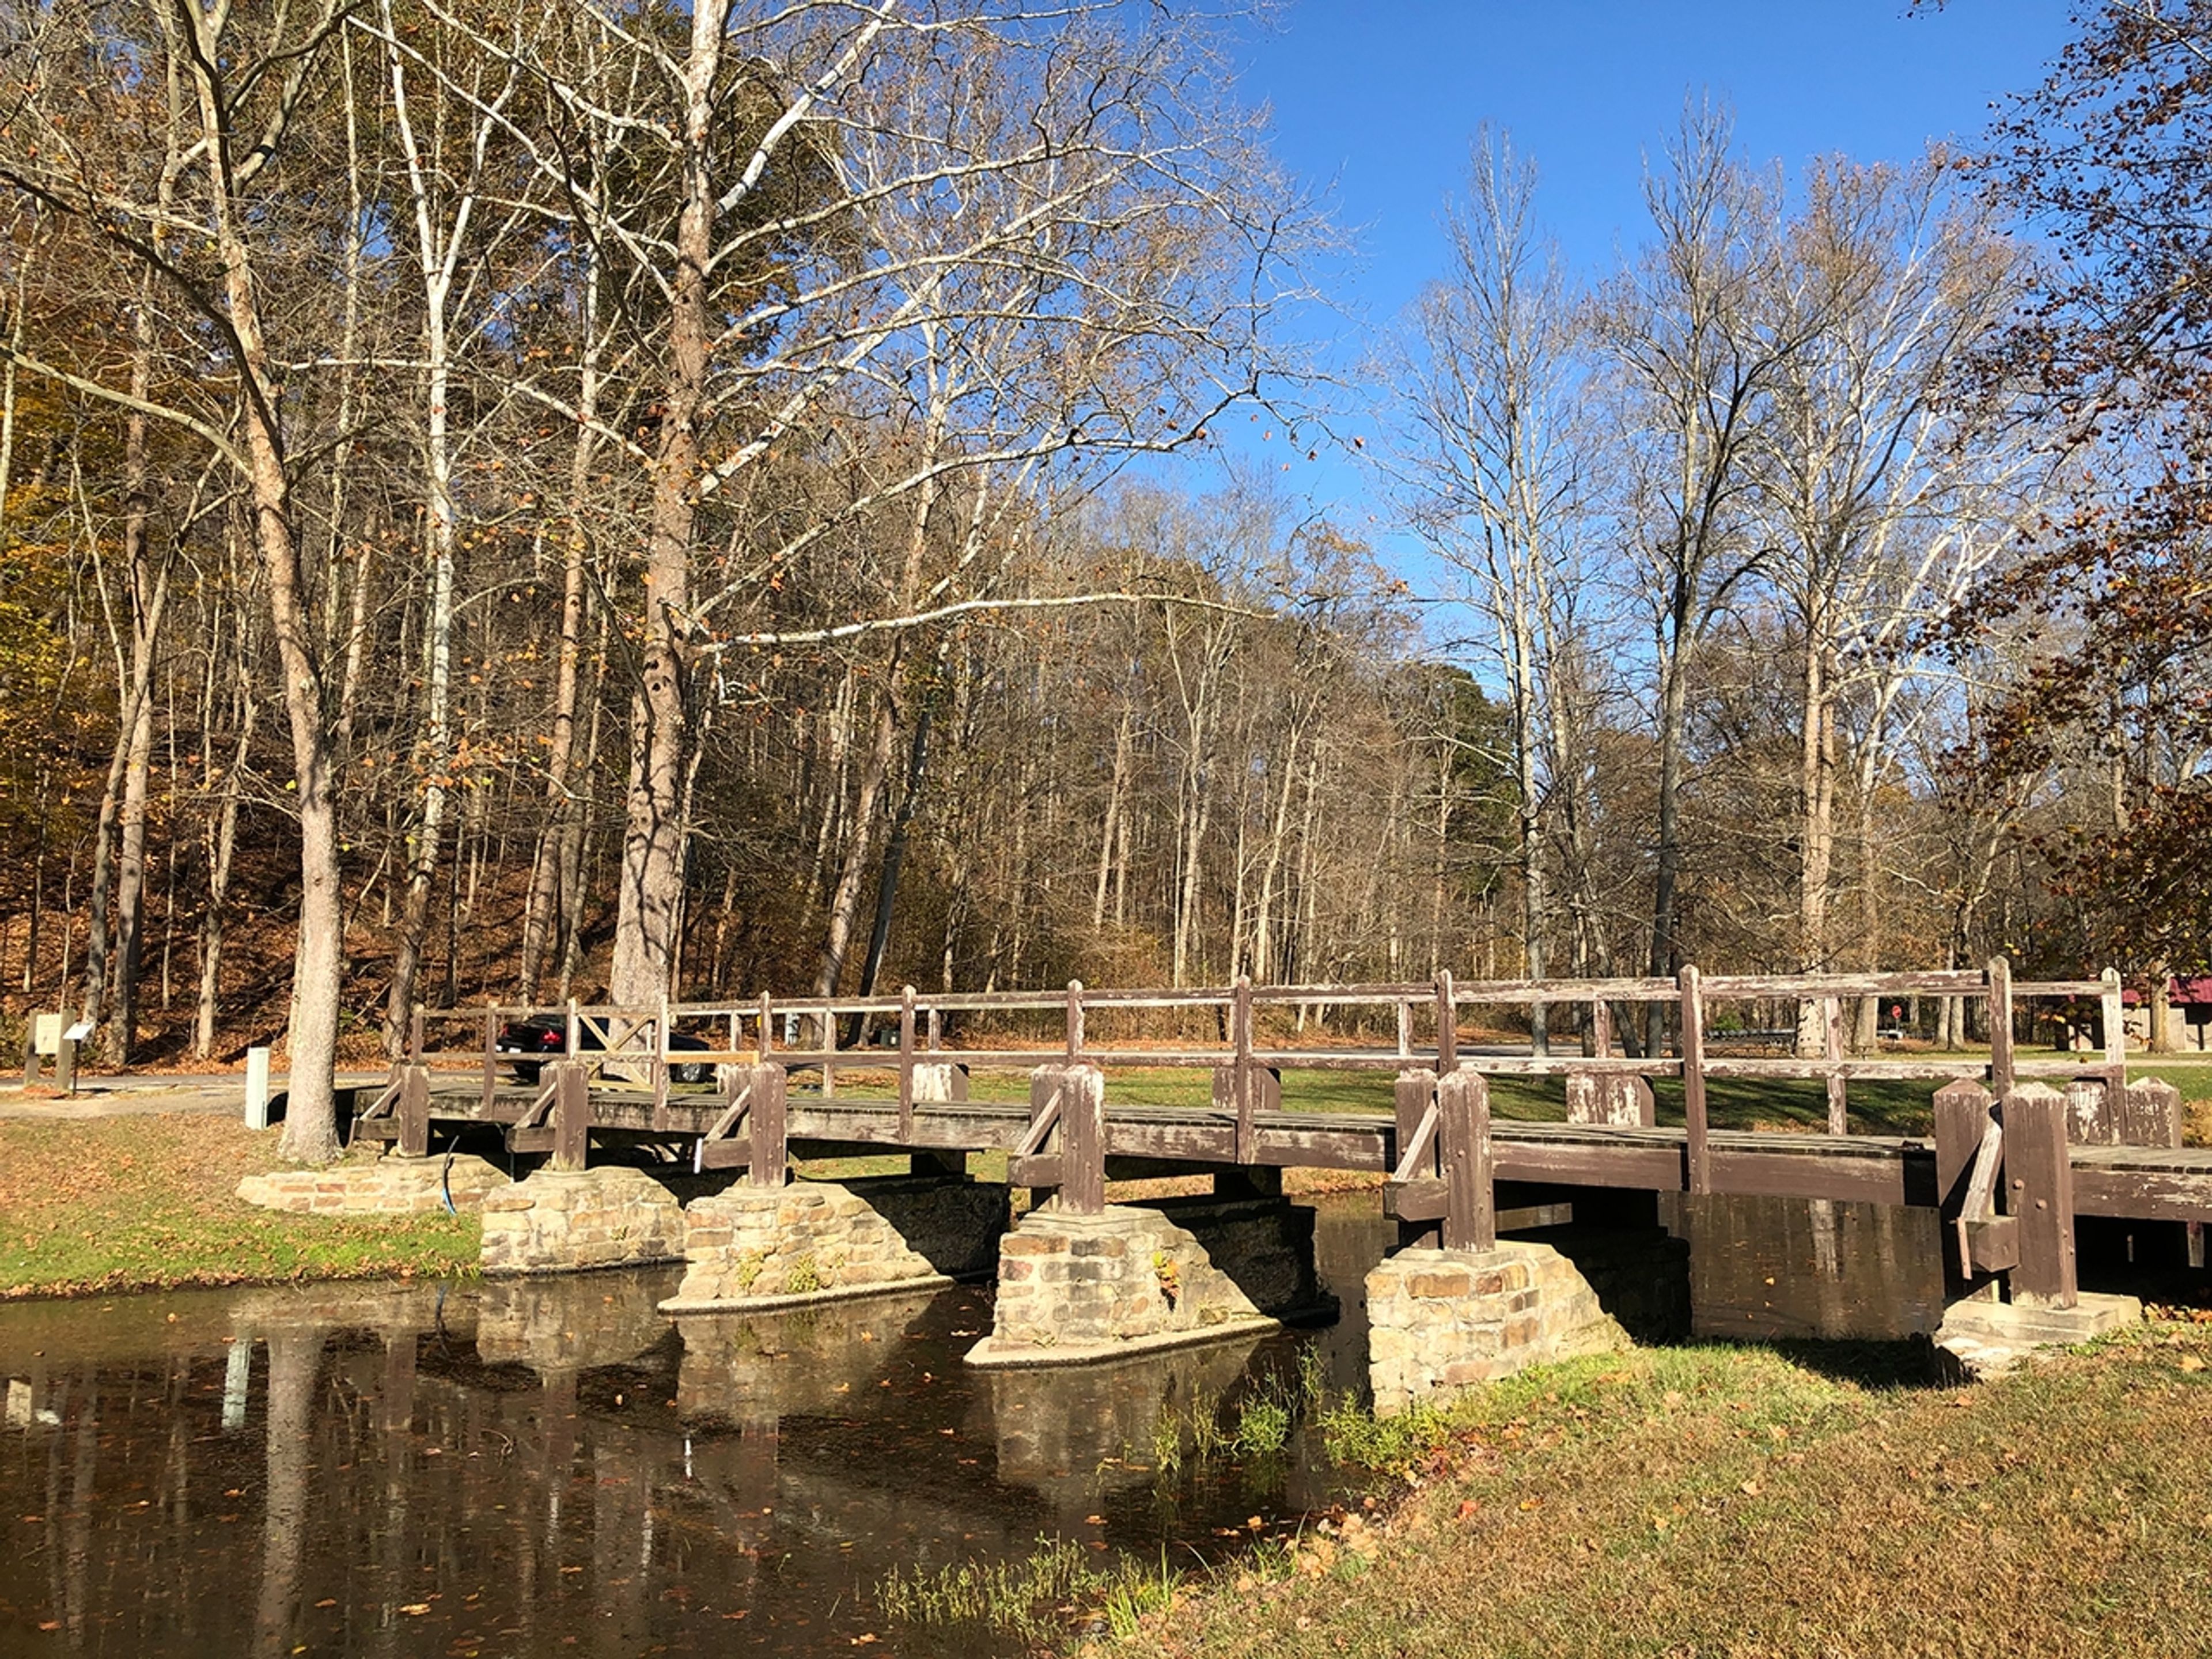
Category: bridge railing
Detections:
[{"x1": 386, "y1": 958, "x2": 2130, "y2": 1173}]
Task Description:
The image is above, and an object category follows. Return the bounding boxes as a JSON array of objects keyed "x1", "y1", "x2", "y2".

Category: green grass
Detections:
[
  {"x1": 1112, "y1": 1321, "x2": 2212, "y2": 1658},
  {"x1": 0, "y1": 1117, "x2": 480, "y2": 1298}
]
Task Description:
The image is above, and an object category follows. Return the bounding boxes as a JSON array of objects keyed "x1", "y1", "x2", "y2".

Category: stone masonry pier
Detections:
[
  {"x1": 1366, "y1": 1241, "x2": 1628, "y2": 1417},
  {"x1": 967, "y1": 1191, "x2": 1335, "y2": 1368},
  {"x1": 661, "y1": 1173, "x2": 1007, "y2": 1313}
]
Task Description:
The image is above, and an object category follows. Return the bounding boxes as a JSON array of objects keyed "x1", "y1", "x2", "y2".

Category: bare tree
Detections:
[
  {"x1": 1392, "y1": 129, "x2": 1600, "y2": 1052},
  {"x1": 1596, "y1": 103, "x2": 1821, "y2": 1051}
]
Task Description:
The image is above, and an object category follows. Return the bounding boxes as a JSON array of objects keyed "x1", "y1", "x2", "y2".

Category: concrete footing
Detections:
[
  {"x1": 1933, "y1": 1291, "x2": 2143, "y2": 1381},
  {"x1": 968, "y1": 1194, "x2": 1335, "y2": 1368},
  {"x1": 1366, "y1": 1240, "x2": 1631, "y2": 1416},
  {"x1": 479, "y1": 1166, "x2": 688, "y2": 1275},
  {"x1": 659, "y1": 1175, "x2": 1007, "y2": 1313},
  {"x1": 237, "y1": 1150, "x2": 506, "y2": 1216}
]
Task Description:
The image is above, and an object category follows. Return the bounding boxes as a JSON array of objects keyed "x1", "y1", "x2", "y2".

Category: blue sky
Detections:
[{"x1": 1215, "y1": 0, "x2": 2080, "y2": 536}]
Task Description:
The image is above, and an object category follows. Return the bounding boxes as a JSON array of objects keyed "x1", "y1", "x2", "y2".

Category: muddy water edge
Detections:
[{"x1": 0, "y1": 1191, "x2": 1973, "y2": 1657}]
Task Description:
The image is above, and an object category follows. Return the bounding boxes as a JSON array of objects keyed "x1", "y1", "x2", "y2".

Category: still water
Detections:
[{"x1": 0, "y1": 1192, "x2": 1942, "y2": 1656}]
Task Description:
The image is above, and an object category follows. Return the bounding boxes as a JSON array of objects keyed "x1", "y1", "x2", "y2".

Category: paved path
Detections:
[{"x1": 0, "y1": 1072, "x2": 387, "y2": 1122}]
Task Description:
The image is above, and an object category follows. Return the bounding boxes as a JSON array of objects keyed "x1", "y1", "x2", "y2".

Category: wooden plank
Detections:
[
  {"x1": 2101, "y1": 967, "x2": 2127, "y2": 1097},
  {"x1": 1395, "y1": 1067, "x2": 1439, "y2": 1249},
  {"x1": 748, "y1": 1064, "x2": 788, "y2": 1188},
  {"x1": 1434, "y1": 971, "x2": 1458, "y2": 1071},
  {"x1": 2004, "y1": 1082, "x2": 2076, "y2": 1310},
  {"x1": 695, "y1": 1138, "x2": 752, "y2": 1172},
  {"x1": 397, "y1": 1064, "x2": 431, "y2": 1159},
  {"x1": 898, "y1": 986, "x2": 916, "y2": 1139},
  {"x1": 1700, "y1": 970, "x2": 1987, "y2": 998},
  {"x1": 552, "y1": 1061, "x2": 590, "y2": 1172},
  {"x1": 1965, "y1": 1215, "x2": 2020, "y2": 1274},
  {"x1": 1438, "y1": 1066, "x2": 1494, "y2": 1251},
  {"x1": 1823, "y1": 995, "x2": 1848, "y2": 1134},
  {"x1": 1234, "y1": 975, "x2": 1255, "y2": 1163},
  {"x1": 1934, "y1": 1080, "x2": 1995, "y2": 1211},
  {"x1": 506, "y1": 1126, "x2": 556, "y2": 1155},
  {"x1": 1060, "y1": 1065, "x2": 1105, "y2": 1215},
  {"x1": 1009, "y1": 1155, "x2": 1064, "y2": 1188},
  {"x1": 1679, "y1": 965, "x2": 1710, "y2": 1196},
  {"x1": 2071, "y1": 1168, "x2": 2212, "y2": 1224},
  {"x1": 1988, "y1": 957, "x2": 2016, "y2": 1096}
]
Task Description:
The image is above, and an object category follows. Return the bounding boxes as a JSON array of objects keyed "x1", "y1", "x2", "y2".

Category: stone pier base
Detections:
[
  {"x1": 660, "y1": 1175, "x2": 1007, "y2": 1313},
  {"x1": 238, "y1": 1149, "x2": 506, "y2": 1216},
  {"x1": 479, "y1": 1166, "x2": 687, "y2": 1275},
  {"x1": 1933, "y1": 1291, "x2": 2143, "y2": 1381},
  {"x1": 968, "y1": 1195, "x2": 1336, "y2": 1368},
  {"x1": 1366, "y1": 1240, "x2": 1630, "y2": 1416}
]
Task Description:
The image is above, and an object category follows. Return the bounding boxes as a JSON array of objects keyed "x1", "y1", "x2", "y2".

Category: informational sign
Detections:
[
  {"x1": 63, "y1": 1020, "x2": 92, "y2": 1043},
  {"x1": 31, "y1": 1014, "x2": 61, "y2": 1056}
]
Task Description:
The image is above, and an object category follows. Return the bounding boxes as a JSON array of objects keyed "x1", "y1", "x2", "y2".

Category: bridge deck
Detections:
[{"x1": 390, "y1": 1076, "x2": 2212, "y2": 1225}]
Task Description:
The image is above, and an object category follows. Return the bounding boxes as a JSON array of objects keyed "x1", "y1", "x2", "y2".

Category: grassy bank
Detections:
[
  {"x1": 1102, "y1": 1323, "x2": 2212, "y2": 1658},
  {"x1": 0, "y1": 1116, "x2": 479, "y2": 1298}
]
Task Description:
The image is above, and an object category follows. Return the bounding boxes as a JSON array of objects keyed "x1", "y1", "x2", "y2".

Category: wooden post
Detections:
[
  {"x1": 898, "y1": 985, "x2": 916, "y2": 1141},
  {"x1": 20, "y1": 1018, "x2": 37, "y2": 1086},
  {"x1": 758, "y1": 992, "x2": 775, "y2": 1058},
  {"x1": 1059, "y1": 1063, "x2": 1105, "y2": 1215},
  {"x1": 2003, "y1": 1082, "x2": 2076, "y2": 1310},
  {"x1": 1438, "y1": 1066, "x2": 1495, "y2": 1252},
  {"x1": 481, "y1": 1007, "x2": 498, "y2": 1112},
  {"x1": 409, "y1": 1005, "x2": 426, "y2": 1065},
  {"x1": 397, "y1": 1064, "x2": 431, "y2": 1158},
  {"x1": 1434, "y1": 970, "x2": 1457, "y2": 1071},
  {"x1": 1823, "y1": 994, "x2": 1848, "y2": 1135},
  {"x1": 1933, "y1": 1078, "x2": 1994, "y2": 1294},
  {"x1": 748, "y1": 1063, "x2": 788, "y2": 1188},
  {"x1": 1233, "y1": 974, "x2": 1255, "y2": 1164},
  {"x1": 1679, "y1": 965, "x2": 1711, "y2": 1196},
  {"x1": 1395, "y1": 999, "x2": 1411, "y2": 1060},
  {"x1": 1395, "y1": 1067, "x2": 1440, "y2": 1251},
  {"x1": 551, "y1": 1059, "x2": 590, "y2": 1172},
  {"x1": 2100, "y1": 967, "x2": 2127, "y2": 1097},
  {"x1": 1592, "y1": 997, "x2": 1613, "y2": 1059},
  {"x1": 1065, "y1": 979, "x2": 1085, "y2": 1061},
  {"x1": 652, "y1": 995, "x2": 671, "y2": 1128},
  {"x1": 1987, "y1": 956, "x2": 2015, "y2": 1097},
  {"x1": 53, "y1": 1035, "x2": 75, "y2": 1095}
]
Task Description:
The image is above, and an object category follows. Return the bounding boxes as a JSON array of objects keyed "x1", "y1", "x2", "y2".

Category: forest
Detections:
[{"x1": 0, "y1": 1, "x2": 2206, "y2": 1160}]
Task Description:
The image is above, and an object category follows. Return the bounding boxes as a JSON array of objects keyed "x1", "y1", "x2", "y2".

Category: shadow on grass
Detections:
[{"x1": 1749, "y1": 1335, "x2": 1939, "y2": 1391}]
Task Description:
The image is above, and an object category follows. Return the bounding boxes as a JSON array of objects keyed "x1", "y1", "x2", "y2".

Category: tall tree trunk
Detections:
[
  {"x1": 857, "y1": 709, "x2": 932, "y2": 997},
  {"x1": 815, "y1": 683, "x2": 899, "y2": 995},
  {"x1": 611, "y1": 2, "x2": 726, "y2": 1007},
  {"x1": 180, "y1": 5, "x2": 346, "y2": 1161},
  {"x1": 1794, "y1": 636, "x2": 1838, "y2": 1056},
  {"x1": 1646, "y1": 597, "x2": 1692, "y2": 1055}
]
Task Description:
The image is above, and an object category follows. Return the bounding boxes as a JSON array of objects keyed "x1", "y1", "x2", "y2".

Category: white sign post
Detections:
[{"x1": 244, "y1": 1047, "x2": 272, "y2": 1130}]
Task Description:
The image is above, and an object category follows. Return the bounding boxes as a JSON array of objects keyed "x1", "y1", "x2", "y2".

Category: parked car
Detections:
[{"x1": 495, "y1": 1017, "x2": 714, "y2": 1085}]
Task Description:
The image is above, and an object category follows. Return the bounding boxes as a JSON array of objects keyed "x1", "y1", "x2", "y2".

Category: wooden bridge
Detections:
[{"x1": 352, "y1": 960, "x2": 2212, "y2": 1314}]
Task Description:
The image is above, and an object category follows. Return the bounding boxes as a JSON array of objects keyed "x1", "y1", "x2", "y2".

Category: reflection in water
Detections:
[
  {"x1": 0, "y1": 1191, "x2": 1953, "y2": 1656},
  {"x1": 0, "y1": 1221, "x2": 1376, "y2": 1658}
]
